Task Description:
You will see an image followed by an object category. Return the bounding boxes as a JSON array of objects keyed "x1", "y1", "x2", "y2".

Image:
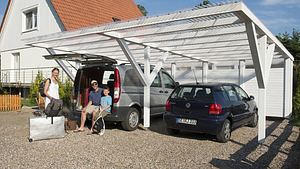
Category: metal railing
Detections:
[{"x1": 1, "y1": 66, "x2": 76, "y2": 85}]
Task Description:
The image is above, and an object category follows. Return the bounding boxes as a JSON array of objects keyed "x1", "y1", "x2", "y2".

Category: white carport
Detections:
[{"x1": 25, "y1": 1, "x2": 293, "y2": 143}]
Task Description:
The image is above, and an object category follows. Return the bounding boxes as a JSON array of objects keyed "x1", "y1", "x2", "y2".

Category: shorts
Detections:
[
  {"x1": 99, "y1": 110, "x2": 111, "y2": 117},
  {"x1": 94, "y1": 110, "x2": 111, "y2": 121},
  {"x1": 85, "y1": 105, "x2": 99, "y2": 114}
]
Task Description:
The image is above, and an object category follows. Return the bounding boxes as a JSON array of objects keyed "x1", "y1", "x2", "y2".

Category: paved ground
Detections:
[{"x1": 0, "y1": 108, "x2": 299, "y2": 169}]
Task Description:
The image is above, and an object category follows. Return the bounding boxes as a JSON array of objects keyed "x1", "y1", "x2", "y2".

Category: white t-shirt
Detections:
[{"x1": 45, "y1": 78, "x2": 60, "y2": 108}]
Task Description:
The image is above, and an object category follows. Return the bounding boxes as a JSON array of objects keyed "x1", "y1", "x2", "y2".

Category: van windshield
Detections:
[{"x1": 171, "y1": 86, "x2": 214, "y2": 103}]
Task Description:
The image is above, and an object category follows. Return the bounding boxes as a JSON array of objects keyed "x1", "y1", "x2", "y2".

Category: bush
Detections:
[
  {"x1": 29, "y1": 71, "x2": 44, "y2": 105},
  {"x1": 59, "y1": 78, "x2": 73, "y2": 107},
  {"x1": 29, "y1": 71, "x2": 73, "y2": 108}
]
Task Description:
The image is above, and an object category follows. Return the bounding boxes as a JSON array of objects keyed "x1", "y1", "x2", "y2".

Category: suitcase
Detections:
[{"x1": 29, "y1": 116, "x2": 65, "y2": 142}]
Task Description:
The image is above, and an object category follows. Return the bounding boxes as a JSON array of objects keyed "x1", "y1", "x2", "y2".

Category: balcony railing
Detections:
[{"x1": 1, "y1": 66, "x2": 76, "y2": 85}]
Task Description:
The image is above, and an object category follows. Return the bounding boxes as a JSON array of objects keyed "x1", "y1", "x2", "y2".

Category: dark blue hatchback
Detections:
[{"x1": 163, "y1": 83, "x2": 258, "y2": 142}]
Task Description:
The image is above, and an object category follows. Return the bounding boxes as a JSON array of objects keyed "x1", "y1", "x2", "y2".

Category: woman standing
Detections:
[{"x1": 44, "y1": 68, "x2": 60, "y2": 108}]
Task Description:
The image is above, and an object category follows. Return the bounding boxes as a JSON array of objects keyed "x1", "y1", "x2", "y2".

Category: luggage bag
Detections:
[{"x1": 29, "y1": 116, "x2": 65, "y2": 142}]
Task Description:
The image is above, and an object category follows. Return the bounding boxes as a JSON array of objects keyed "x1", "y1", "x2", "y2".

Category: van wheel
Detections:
[
  {"x1": 248, "y1": 112, "x2": 258, "y2": 128},
  {"x1": 166, "y1": 128, "x2": 180, "y2": 135},
  {"x1": 216, "y1": 119, "x2": 231, "y2": 143},
  {"x1": 121, "y1": 108, "x2": 140, "y2": 131}
]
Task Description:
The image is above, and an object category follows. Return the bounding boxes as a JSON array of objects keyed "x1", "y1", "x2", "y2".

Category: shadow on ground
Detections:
[
  {"x1": 144, "y1": 116, "x2": 300, "y2": 169},
  {"x1": 146, "y1": 115, "x2": 217, "y2": 141},
  {"x1": 209, "y1": 118, "x2": 300, "y2": 169}
]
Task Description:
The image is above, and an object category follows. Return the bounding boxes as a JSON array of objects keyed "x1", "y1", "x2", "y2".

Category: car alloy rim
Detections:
[
  {"x1": 224, "y1": 122, "x2": 231, "y2": 140},
  {"x1": 129, "y1": 111, "x2": 139, "y2": 128}
]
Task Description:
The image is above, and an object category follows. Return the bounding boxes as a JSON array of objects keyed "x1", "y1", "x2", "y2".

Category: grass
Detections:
[{"x1": 21, "y1": 98, "x2": 37, "y2": 107}]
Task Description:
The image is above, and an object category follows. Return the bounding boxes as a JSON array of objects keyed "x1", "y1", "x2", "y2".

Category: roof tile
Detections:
[{"x1": 50, "y1": 0, "x2": 143, "y2": 31}]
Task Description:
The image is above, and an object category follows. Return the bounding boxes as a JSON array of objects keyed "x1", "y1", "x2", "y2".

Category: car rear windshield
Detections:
[{"x1": 171, "y1": 86, "x2": 214, "y2": 103}]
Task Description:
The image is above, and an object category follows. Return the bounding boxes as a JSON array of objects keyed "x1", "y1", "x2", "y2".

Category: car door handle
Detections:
[
  {"x1": 159, "y1": 90, "x2": 164, "y2": 93},
  {"x1": 164, "y1": 91, "x2": 169, "y2": 94}
]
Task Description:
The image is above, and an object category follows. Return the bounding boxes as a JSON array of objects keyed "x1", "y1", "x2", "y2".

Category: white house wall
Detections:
[
  {"x1": 168, "y1": 67, "x2": 286, "y2": 118},
  {"x1": 0, "y1": 0, "x2": 64, "y2": 82}
]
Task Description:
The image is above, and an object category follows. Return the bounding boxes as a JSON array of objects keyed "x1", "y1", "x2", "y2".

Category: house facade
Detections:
[{"x1": 0, "y1": 0, "x2": 142, "y2": 93}]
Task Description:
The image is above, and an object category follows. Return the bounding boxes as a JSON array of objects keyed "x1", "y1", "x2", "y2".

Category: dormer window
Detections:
[{"x1": 23, "y1": 7, "x2": 38, "y2": 32}]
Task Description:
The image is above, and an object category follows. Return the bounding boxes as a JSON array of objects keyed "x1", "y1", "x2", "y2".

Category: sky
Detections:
[{"x1": 0, "y1": 0, "x2": 299, "y2": 35}]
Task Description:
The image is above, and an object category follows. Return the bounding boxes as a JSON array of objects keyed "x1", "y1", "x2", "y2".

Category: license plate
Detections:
[{"x1": 176, "y1": 118, "x2": 197, "y2": 125}]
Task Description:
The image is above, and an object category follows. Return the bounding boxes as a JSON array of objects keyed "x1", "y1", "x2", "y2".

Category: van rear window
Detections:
[{"x1": 171, "y1": 86, "x2": 213, "y2": 102}]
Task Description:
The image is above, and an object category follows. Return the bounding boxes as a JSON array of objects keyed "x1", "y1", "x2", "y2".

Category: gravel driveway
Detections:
[{"x1": 0, "y1": 108, "x2": 299, "y2": 169}]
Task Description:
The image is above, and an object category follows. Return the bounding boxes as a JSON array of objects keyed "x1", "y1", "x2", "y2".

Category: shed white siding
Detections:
[{"x1": 170, "y1": 67, "x2": 287, "y2": 118}]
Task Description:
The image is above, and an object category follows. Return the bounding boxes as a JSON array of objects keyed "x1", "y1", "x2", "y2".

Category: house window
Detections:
[{"x1": 23, "y1": 8, "x2": 38, "y2": 31}]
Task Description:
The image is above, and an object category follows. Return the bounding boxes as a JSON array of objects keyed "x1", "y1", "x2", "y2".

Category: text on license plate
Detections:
[{"x1": 176, "y1": 118, "x2": 197, "y2": 125}]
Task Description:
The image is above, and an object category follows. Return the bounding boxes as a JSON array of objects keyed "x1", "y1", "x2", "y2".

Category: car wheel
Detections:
[
  {"x1": 216, "y1": 119, "x2": 231, "y2": 143},
  {"x1": 166, "y1": 128, "x2": 180, "y2": 135},
  {"x1": 121, "y1": 108, "x2": 140, "y2": 131},
  {"x1": 248, "y1": 112, "x2": 258, "y2": 128}
]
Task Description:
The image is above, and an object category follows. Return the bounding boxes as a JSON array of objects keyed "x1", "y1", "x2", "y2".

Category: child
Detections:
[{"x1": 99, "y1": 86, "x2": 112, "y2": 117}]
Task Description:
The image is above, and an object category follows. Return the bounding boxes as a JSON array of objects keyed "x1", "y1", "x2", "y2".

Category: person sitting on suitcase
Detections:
[{"x1": 75, "y1": 80, "x2": 102, "y2": 132}]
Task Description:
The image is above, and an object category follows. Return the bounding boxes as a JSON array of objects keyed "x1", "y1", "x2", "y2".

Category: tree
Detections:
[
  {"x1": 197, "y1": 0, "x2": 211, "y2": 7},
  {"x1": 277, "y1": 29, "x2": 300, "y2": 116},
  {"x1": 28, "y1": 71, "x2": 73, "y2": 107},
  {"x1": 137, "y1": 4, "x2": 148, "y2": 16},
  {"x1": 277, "y1": 29, "x2": 300, "y2": 61}
]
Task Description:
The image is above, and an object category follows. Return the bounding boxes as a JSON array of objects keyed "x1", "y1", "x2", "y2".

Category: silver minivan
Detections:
[{"x1": 73, "y1": 62, "x2": 177, "y2": 131}]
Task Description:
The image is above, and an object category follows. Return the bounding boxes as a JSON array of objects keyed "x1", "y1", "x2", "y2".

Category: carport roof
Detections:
[{"x1": 24, "y1": 1, "x2": 294, "y2": 66}]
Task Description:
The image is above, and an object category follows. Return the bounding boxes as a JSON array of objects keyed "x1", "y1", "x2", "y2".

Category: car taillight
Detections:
[
  {"x1": 114, "y1": 68, "x2": 121, "y2": 103},
  {"x1": 165, "y1": 99, "x2": 171, "y2": 112},
  {"x1": 209, "y1": 104, "x2": 222, "y2": 115}
]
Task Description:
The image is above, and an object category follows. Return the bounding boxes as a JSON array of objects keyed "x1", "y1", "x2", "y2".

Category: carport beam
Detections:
[
  {"x1": 116, "y1": 39, "x2": 147, "y2": 86},
  {"x1": 46, "y1": 48, "x2": 75, "y2": 81}
]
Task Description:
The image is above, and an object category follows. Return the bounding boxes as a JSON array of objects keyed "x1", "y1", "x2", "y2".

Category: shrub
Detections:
[
  {"x1": 28, "y1": 71, "x2": 44, "y2": 106},
  {"x1": 29, "y1": 71, "x2": 73, "y2": 107},
  {"x1": 59, "y1": 78, "x2": 73, "y2": 107}
]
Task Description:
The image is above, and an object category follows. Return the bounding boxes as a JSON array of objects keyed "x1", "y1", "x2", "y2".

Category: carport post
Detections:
[
  {"x1": 171, "y1": 63, "x2": 176, "y2": 80},
  {"x1": 116, "y1": 38, "x2": 168, "y2": 128},
  {"x1": 202, "y1": 61, "x2": 208, "y2": 83},
  {"x1": 239, "y1": 60, "x2": 245, "y2": 88},
  {"x1": 284, "y1": 58, "x2": 293, "y2": 118},
  {"x1": 246, "y1": 22, "x2": 274, "y2": 143},
  {"x1": 144, "y1": 46, "x2": 151, "y2": 127}
]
